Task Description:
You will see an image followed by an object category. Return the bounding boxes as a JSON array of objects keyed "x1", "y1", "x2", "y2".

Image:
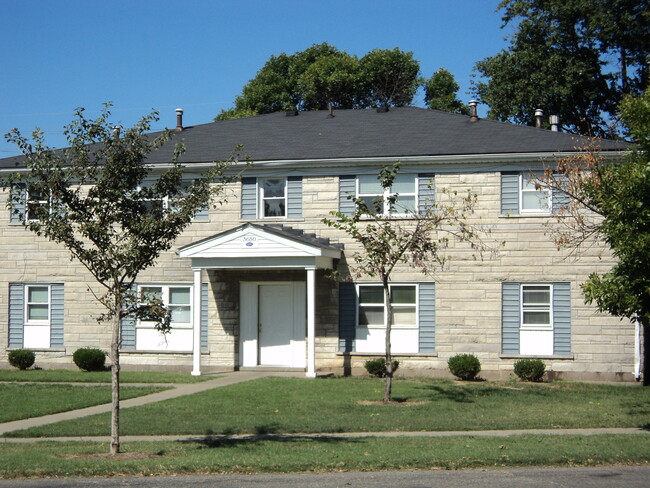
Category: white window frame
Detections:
[
  {"x1": 520, "y1": 284, "x2": 553, "y2": 330},
  {"x1": 25, "y1": 187, "x2": 52, "y2": 222},
  {"x1": 519, "y1": 174, "x2": 551, "y2": 214},
  {"x1": 356, "y1": 174, "x2": 417, "y2": 216},
  {"x1": 134, "y1": 184, "x2": 170, "y2": 215},
  {"x1": 258, "y1": 177, "x2": 287, "y2": 218},
  {"x1": 137, "y1": 284, "x2": 193, "y2": 330},
  {"x1": 24, "y1": 284, "x2": 51, "y2": 326},
  {"x1": 356, "y1": 284, "x2": 418, "y2": 330}
]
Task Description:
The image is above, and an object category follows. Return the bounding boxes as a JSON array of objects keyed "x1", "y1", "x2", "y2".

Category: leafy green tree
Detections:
[
  {"x1": 3, "y1": 105, "x2": 242, "y2": 451},
  {"x1": 474, "y1": 0, "x2": 648, "y2": 135},
  {"x1": 324, "y1": 163, "x2": 490, "y2": 402},
  {"x1": 424, "y1": 68, "x2": 470, "y2": 115},
  {"x1": 216, "y1": 44, "x2": 421, "y2": 119},
  {"x1": 539, "y1": 88, "x2": 650, "y2": 384}
]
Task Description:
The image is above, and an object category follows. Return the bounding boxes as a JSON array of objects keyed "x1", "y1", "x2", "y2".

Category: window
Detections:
[
  {"x1": 356, "y1": 174, "x2": 416, "y2": 215},
  {"x1": 134, "y1": 184, "x2": 167, "y2": 218},
  {"x1": 259, "y1": 178, "x2": 287, "y2": 218},
  {"x1": 8, "y1": 283, "x2": 64, "y2": 350},
  {"x1": 502, "y1": 282, "x2": 571, "y2": 357},
  {"x1": 520, "y1": 175, "x2": 550, "y2": 213},
  {"x1": 25, "y1": 285, "x2": 50, "y2": 324},
  {"x1": 356, "y1": 284, "x2": 419, "y2": 353},
  {"x1": 26, "y1": 188, "x2": 51, "y2": 222},
  {"x1": 135, "y1": 285, "x2": 194, "y2": 351}
]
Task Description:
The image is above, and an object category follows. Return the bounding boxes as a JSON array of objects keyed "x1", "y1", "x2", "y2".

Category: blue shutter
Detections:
[
  {"x1": 418, "y1": 283, "x2": 435, "y2": 353},
  {"x1": 338, "y1": 282, "x2": 356, "y2": 352},
  {"x1": 201, "y1": 282, "x2": 208, "y2": 352},
  {"x1": 338, "y1": 175, "x2": 356, "y2": 217},
  {"x1": 50, "y1": 284, "x2": 64, "y2": 348},
  {"x1": 241, "y1": 177, "x2": 257, "y2": 219},
  {"x1": 8, "y1": 283, "x2": 24, "y2": 347},
  {"x1": 418, "y1": 174, "x2": 435, "y2": 215},
  {"x1": 501, "y1": 172, "x2": 519, "y2": 215},
  {"x1": 10, "y1": 184, "x2": 27, "y2": 224},
  {"x1": 553, "y1": 282, "x2": 571, "y2": 354},
  {"x1": 502, "y1": 282, "x2": 520, "y2": 354},
  {"x1": 287, "y1": 176, "x2": 302, "y2": 218},
  {"x1": 552, "y1": 174, "x2": 570, "y2": 215}
]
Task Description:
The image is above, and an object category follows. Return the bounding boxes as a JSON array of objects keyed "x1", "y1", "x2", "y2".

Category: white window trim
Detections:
[
  {"x1": 26, "y1": 188, "x2": 52, "y2": 223},
  {"x1": 519, "y1": 173, "x2": 551, "y2": 214},
  {"x1": 137, "y1": 284, "x2": 194, "y2": 330},
  {"x1": 24, "y1": 284, "x2": 51, "y2": 326},
  {"x1": 356, "y1": 175, "x2": 417, "y2": 217},
  {"x1": 258, "y1": 177, "x2": 287, "y2": 219},
  {"x1": 356, "y1": 283, "x2": 419, "y2": 330},
  {"x1": 520, "y1": 283, "x2": 553, "y2": 331}
]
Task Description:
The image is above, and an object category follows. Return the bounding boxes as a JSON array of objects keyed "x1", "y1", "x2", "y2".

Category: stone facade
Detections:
[{"x1": 0, "y1": 165, "x2": 640, "y2": 382}]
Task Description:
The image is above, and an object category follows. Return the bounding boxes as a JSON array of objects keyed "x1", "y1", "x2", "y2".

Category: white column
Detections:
[
  {"x1": 191, "y1": 267, "x2": 202, "y2": 376},
  {"x1": 306, "y1": 267, "x2": 316, "y2": 378}
]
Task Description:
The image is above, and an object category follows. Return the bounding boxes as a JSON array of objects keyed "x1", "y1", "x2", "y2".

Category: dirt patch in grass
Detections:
[
  {"x1": 357, "y1": 400, "x2": 429, "y2": 406},
  {"x1": 62, "y1": 452, "x2": 163, "y2": 460}
]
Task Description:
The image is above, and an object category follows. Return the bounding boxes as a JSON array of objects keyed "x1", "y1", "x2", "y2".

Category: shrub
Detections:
[
  {"x1": 8, "y1": 349, "x2": 35, "y2": 370},
  {"x1": 72, "y1": 348, "x2": 106, "y2": 372},
  {"x1": 514, "y1": 358, "x2": 546, "y2": 382},
  {"x1": 448, "y1": 354, "x2": 481, "y2": 381},
  {"x1": 364, "y1": 358, "x2": 399, "y2": 378}
]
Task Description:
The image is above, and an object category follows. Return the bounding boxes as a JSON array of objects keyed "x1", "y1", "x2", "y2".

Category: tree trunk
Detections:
[
  {"x1": 383, "y1": 281, "x2": 392, "y2": 403},
  {"x1": 110, "y1": 311, "x2": 121, "y2": 454}
]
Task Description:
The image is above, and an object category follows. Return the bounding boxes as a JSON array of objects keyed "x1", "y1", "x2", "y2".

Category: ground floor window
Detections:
[
  {"x1": 136, "y1": 284, "x2": 193, "y2": 351},
  {"x1": 8, "y1": 283, "x2": 64, "y2": 349},
  {"x1": 355, "y1": 284, "x2": 419, "y2": 354}
]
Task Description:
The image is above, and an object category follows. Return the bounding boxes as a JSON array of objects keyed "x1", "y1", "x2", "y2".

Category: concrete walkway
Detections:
[
  {"x1": 0, "y1": 371, "x2": 304, "y2": 436},
  {"x1": 1, "y1": 371, "x2": 648, "y2": 442}
]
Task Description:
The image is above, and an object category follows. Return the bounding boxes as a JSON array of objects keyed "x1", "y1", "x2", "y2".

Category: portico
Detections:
[{"x1": 178, "y1": 223, "x2": 341, "y2": 377}]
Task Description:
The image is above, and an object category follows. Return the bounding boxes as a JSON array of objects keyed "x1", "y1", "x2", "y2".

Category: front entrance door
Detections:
[{"x1": 240, "y1": 282, "x2": 306, "y2": 368}]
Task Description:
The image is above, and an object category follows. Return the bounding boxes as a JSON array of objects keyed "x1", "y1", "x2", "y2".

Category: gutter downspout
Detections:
[{"x1": 634, "y1": 318, "x2": 641, "y2": 381}]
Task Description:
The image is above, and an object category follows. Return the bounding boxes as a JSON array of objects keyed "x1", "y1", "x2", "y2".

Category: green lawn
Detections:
[
  {"x1": 8, "y1": 376, "x2": 650, "y2": 437},
  {"x1": 0, "y1": 435, "x2": 648, "y2": 478},
  {"x1": 0, "y1": 369, "x2": 215, "y2": 383},
  {"x1": 0, "y1": 384, "x2": 167, "y2": 423}
]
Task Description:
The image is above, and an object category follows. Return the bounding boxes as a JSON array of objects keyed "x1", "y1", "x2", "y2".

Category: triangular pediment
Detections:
[{"x1": 179, "y1": 223, "x2": 341, "y2": 260}]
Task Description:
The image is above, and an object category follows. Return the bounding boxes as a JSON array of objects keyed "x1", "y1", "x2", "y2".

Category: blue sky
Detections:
[{"x1": 0, "y1": 0, "x2": 513, "y2": 157}]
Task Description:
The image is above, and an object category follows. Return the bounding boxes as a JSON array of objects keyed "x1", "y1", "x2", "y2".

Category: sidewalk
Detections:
[{"x1": 0, "y1": 370, "x2": 304, "y2": 436}]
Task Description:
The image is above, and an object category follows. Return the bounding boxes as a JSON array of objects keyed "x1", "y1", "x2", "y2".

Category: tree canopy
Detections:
[
  {"x1": 216, "y1": 43, "x2": 422, "y2": 120},
  {"x1": 424, "y1": 68, "x2": 470, "y2": 115},
  {"x1": 473, "y1": 0, "x2": 649, "y2": 136}
]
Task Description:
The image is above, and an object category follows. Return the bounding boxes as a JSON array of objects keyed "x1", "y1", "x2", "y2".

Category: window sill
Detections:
[
  {"x1": 500, "y1": 354, "x2": 574, "y2": 360},
  {"x1": 7, "y1": 347, "x2": 65, "y2": 352},
  {"x1": 337, "y1": 352, "x2": 437, "y2": 357},
  {"x1": 240, "y1": 218, "x2": 306, "y2": 223},
  {"x1": 498, "y1": 213, "x2": 552, "y2": 218},
  {"x1": 120, "y1": 349, "x2": 209, "y2": 355}
]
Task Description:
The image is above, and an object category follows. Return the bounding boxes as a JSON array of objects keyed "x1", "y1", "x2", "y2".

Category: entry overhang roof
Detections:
[{"x1": 178, "y1": 223, "x2": 342, "y2": 269}]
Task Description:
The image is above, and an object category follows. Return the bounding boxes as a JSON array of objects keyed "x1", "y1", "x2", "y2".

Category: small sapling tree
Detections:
[
  {"x1": 324, "y1": 163, "x2": 493, "y2": 402},
  {"x1": 3, "y1": 104, "x2": 244, "y2": 452}
]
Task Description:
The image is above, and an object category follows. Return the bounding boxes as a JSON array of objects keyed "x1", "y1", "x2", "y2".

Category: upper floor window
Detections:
[
  {"x1": 26, "y1": 188, "x2": 51, "y2": 222},
  {"x1": 259, "y1": 178, "x2": 287, "y2": 218},
  {"x1": 356, "y1": 174, "x2": 417, "y2": 215},
  {"x1": 520, "y1": 175, "x2": 550, "y2": 214}
]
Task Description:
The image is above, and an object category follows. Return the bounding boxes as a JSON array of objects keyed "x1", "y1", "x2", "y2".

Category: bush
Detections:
[
  {"x1": 448, "y1": 354, "x2": 481, "y2": 381},
  {"x1": 514, "y1": 358, "x2": 546, "y2": 382},
  {"x1": 72, "y1": 348, "x2": 106, "y2": 372},
  {"x1": 364, "y1": 358, "x2": 399, "y2": 378},
  {"x1": 8, "y1": 349, "x2": 35, "y2": 370}
]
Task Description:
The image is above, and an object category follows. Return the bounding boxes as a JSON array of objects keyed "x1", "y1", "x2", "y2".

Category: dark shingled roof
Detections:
[{"x1": 1, "y1": 107, "x2": 628, "y2": 169}]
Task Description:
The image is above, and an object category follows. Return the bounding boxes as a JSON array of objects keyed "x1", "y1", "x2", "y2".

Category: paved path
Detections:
[
  {"x1": 1, "y1": 371, "x2": 648, "y2": 442},
  {"x1": 0, "y1": 371, "x2": 304, "y2": 436}
]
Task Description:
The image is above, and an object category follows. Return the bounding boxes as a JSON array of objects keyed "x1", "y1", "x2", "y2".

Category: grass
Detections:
[
  {"x1": 0, "y1": 435, "x2": 648, "y2": 478},
  {"x1": 0, "y1": 368, "x2": 216, "y2": 383},
  {"x1": 0, "y1": 384, "x2": 167, "y2": 423},
  {"x1": 7, "y1": 376, "x2": 650, "y2": 437}
]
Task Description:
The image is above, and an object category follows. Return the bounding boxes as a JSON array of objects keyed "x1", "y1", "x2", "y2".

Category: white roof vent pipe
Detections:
[
  {"x1": 549, "y1": 115, "x2": 560, "y2": 132},
  {"x1": 176, "y1": 108, "x2": 184, "y2": 131},
  {"x1": 535, "y1": 109, "x2": 544, "y2": 128}
]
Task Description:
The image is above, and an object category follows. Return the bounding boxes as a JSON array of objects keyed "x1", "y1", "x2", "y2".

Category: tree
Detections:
[
  {"x1": 538, "y1": 88, "x2": 650, "y2": 384},
  {"x1": 2, "y1": 105, "x2": 243, "y2": 451},
  {"x1": 324, "y1": 163, "x2": 490, "y2": 402},
  {"x1": 216, "y1": 44, "x2": 421, "y2": 120},
  {"x1": 424, "y1": 68, "x2": 470, "y2": 115},
  {"x1": 474, "y1": 0, "x2": 648, "y2": 135}
]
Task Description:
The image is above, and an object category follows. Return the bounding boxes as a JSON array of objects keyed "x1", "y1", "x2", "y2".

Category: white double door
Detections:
[{"x1": 240, "y1": 282, "x2": 306, "y2": 368}]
